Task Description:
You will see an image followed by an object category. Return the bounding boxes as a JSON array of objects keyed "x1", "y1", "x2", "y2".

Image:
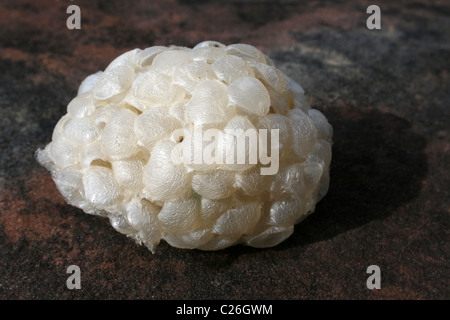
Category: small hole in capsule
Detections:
[
  {"x1": 178, "y1": 136, "x2": 184, "y2": 142},
  {"x1": 124, "y1": 104, "x2": 142, "y2": 115},
  {"x1": 90, "y1": 159, "x2": 112, "y2": 169}
]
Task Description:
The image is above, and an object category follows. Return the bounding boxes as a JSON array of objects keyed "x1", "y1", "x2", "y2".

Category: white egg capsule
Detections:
[
  {"x1": 143, "y1": 140, "x2": 192, "y2": 201},
  {"x1": 228, "y1": 77, "x2": 271, "y2": 118},
  {"x1": 101, "y1": 109, "x2": 139, "y2": 160},
  {"x1": 36, "y1": 41, "x2": 332, "y2": 252},
  {"x1": 186, "y1": 80, "x2": 229, "y2": 125}
]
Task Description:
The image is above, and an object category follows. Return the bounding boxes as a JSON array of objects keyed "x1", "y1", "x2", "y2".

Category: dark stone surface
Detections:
[{"x1": 0, "y1": 0, "x2": 448, "y2": 299}]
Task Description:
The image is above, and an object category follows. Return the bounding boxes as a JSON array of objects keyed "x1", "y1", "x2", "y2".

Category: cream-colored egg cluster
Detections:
[{"x1": 36, "y1": 41, "x2": 332, "y2": 252}]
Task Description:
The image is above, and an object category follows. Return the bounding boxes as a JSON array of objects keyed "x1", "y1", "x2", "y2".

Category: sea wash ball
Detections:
[{"x1": 36, "y1": 41, "x2": 332, "y2": 252}]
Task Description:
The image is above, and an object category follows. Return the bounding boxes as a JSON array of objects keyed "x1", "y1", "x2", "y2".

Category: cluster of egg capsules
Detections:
[{"x1": 37, "y1": 41, "x2": 332, "y2": 252}]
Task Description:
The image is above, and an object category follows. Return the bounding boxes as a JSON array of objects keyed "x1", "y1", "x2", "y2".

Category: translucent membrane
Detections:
[{"x1": 36, "y1": 41, "x2": 332, "y2": 252}]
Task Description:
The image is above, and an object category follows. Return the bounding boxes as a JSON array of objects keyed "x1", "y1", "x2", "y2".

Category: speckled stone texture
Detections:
[{"x1": 0, "y1": 0, "x2": 448, "y2": 299}]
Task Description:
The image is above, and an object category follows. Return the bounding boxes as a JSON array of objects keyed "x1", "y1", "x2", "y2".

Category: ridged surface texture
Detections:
[{"x1": 36, "y1": 41, "x2": 332, "y2": 252}]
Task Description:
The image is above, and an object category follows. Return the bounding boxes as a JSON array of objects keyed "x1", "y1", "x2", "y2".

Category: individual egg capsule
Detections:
[
  {"x1": 136, "y1": 46, "x2": 166, "y2": 68},
  {"x1": 190, "y1": 46, "x2": 226, "y2": 64},
  {"x1": 143, "y1": 140, "x2": 192, "y2": 201},
  {"x1": 67, "y1": 93, "x2": 96, "y2": 118},
  {"x1": 63, "y1": 117, "x2": 101, "y2": 146},
  {"x1": 244, "y1": 225, "x2": 294, "y2": 248},
  {"x1": 288, "y1": 108, "x2": 318, "y2": 159},
  {"x1": 225, "y1": 43, "x2": 267, "y2": 63},
  {"x1": 212, "y1": 202, "x2": 261, "y2": 236},
  {"x1": 49, "y1": 137, "x2": 80, "y2": 168},
  {"x1": 101, "y1": 109, "x2": 140, "y2": 160},
  {"x1": 308, "y1": 109, "x2": 333, "y2": 142},
  {"x1": 234, "y1": 165, "x2": 267, "y2": 197},
  {"x1": 211, "y1": 55, "x2": 255, "y2": 84},
  {"x1": 125, "y1": 197, "x2": 159, "y2": 229},
  {"x1": 52, "y1": 114, "x2": 71, "y2": 141},
  {"x1": 269, "y1": 163, "x2": 305, "y2": 200},
  {"x1": 300, "y1": 160, "x2": 324, "y2": 198},
  {"x1": 258, "y1": 113, "x2": 293, "y2": 160},
  {"x1": 158, "y1": 196, "x2": 201, "y2": 234},
  {"x1": 109, "y1": 214, "x2": 136, "y2": 235},
  {"x1": 104, "y1": 48, "x2": 140, "y2": 72},
  {"x1": 78, "y1": 71, "x2": 104, "y2": 95},
  {"x1": 186, "y1": 80, "x2": 229, "y2": 125},
  {"x1": 286, "y1": 75, "x2": 305, "y2": 97},
  {"x1": 163, "y1": 228, "x2": 214, "y2": 249},
  {"x1": 80, "y1": 140, "x2": 107, "y2": 168},
  {"x1": 228, "y1": 77, "x2": 270, "y2": 119},
  {"x1": 93, "y1": 64, "x2": 135, "y2": 101},
  {"x1": 268, "y1": 196, "x2": 308, "y2": 227},
  {"x1": 194, "y1": 40, "x2": 226, "y2": 49},
  {"x1": 82, "y1": 166, "x2": 121, "y2": 210},
  {"x1": 111, "y1": 157, "x2": 144, "y2": 191},
  {"x1": 54, "y1": 165, "x2": 83, "y2": 200},
  {"x1": 151, "y1": 49, "x2": 192, "y2": 77},
  {"x1": 173, "y1": 60, "x2": 216, "y2": 94},
  {"x1": 192, "y1": 170, "x2": 236, "y2": 200},
  {"x1": 134, "y1": 106, "x2": 181, "y2": 150},
  {"x1": 266, "y1": 86, "x2": 293, "y2": 115},
  {"x1": 125, "y1": 70, "x2": 184, "y2": 112},
  {"x1": 124, "y1": 198, "x2": 162, "y2": 252},
  {"x1": 248, "y1": 61, "x2": 287, "y2": 92},
  {"x1": 199, "y1": 196, "x2": 233, "y2": 226}
]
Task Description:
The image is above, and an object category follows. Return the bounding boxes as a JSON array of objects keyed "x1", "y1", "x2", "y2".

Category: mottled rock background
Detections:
[{"x1": 0, "y1": 0, "x2": 448, "y2": 299}]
